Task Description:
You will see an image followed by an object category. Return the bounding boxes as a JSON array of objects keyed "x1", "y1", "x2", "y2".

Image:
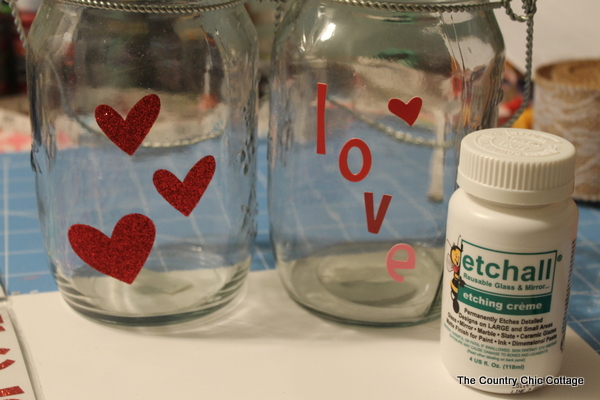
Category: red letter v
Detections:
[{"x1": 364, "y1": 192, "x2": 392, "y2": 234}]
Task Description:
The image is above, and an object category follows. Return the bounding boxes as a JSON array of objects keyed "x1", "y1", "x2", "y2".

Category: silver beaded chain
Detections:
[
  {"x1": 323, "y1": 0, "x2": 503, "y2": 13},
  {"x1": 502, "y1": 0, "x2": 537, "y2": 126},
  {"x1": 7, "y1": 0, "x2": 248, "y2": 48},
  {"x1": 58, "y1": 0, "x2": 246, "y2": 13}
]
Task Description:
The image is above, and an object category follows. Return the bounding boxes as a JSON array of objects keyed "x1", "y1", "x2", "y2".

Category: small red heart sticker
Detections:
[
  {"x1": 388, "y1": 97, "x2": 422, "y2": 127},
  {"x1": 95, "y1": 94, "x2": 161, "y2": 155},
  {"x1": 153, "y1": 156, "x2": 216, "y2": 216},
  {"x1": 68, "y1": 214, "x2": 156, "y2": 284}
]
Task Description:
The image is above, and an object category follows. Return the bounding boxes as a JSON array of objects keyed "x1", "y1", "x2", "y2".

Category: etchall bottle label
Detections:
[
  {"x1": 442, "y1": 234, "x2": 574, "y2": 390},
  {"x1": 448, "y1": 239, "x2": 557, "y2": 316}
]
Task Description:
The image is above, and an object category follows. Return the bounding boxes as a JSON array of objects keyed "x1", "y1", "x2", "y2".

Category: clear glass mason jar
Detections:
[
  {"x1": 27, "y1": 0, "x2": 259, "y2": 325},
  {"x1": 268, "y1": 0, "x2": 506, "y2": 325}
]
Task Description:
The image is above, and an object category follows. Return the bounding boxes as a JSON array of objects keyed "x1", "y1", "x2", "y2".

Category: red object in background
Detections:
[{"x1": 498, "y1": 95, "x2": 524, "y2": 126}]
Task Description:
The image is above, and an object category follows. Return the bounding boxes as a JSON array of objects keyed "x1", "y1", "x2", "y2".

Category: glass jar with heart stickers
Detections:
[
  {"x1": 27, "y1": 0, "x2": 259, "y2": 325},
  {"x1": 268, "y1": 0, "x2": 536, "y2": 325}
]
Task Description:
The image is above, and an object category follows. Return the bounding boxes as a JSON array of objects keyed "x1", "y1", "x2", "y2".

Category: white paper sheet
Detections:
[{"x1": 8, "y1": 270, "x2": 600, "y2": 400}]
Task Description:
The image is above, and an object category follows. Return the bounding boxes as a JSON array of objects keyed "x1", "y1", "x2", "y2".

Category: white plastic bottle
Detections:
[{"x1": 440, "y1": 128, "x2": 579, "y2": 394}]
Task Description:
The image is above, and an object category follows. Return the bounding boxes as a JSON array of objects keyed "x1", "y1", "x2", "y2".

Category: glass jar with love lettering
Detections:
[
  {"x1": 27, "y1": 0, "x2": 258, "y2": 325},
  {"x1": 268, "y1": 0, "x2": 516, "y2": 325}
]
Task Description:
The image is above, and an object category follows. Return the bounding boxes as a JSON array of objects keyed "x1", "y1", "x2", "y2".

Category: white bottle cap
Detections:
[{"x1": 457, "y1": 128, "x2": 576, "y2": 205}]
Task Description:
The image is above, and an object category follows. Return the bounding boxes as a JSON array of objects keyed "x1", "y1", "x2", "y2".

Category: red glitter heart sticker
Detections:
[
  {"x1": 153, "y1": 156, "x2": 216, "y2": 216},
  {"x1": 388, "y1": 97, "x2": 422, "y2": 127},
  {"x1": 95, "y1": 94, "x2": 161, "y2": 155},
  {"x1": 68, "y1": 214, "x2": 156, "y2": 284},
  {"x1": 0, "y1": 386, "x2": 24, "y2": 397}
]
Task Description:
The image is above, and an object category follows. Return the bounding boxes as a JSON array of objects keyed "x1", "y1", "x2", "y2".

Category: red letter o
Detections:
[{"x1": 339, "y1": 138, "x2": 372, "y2": 182}]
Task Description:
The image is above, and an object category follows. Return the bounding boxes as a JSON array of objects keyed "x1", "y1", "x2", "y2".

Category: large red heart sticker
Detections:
[
  {"x1": 95, "y1": 94, "x2": 161, "y2": 155},
  {"x1": 388, "y1": 97, "x2": 422, "y2": 127},
  {"x1": 153, "y1": 155, "x2": 216, "y2": 216},
  {"x1": 68, "y1": 214, "x2": 156, "y2": 284}
]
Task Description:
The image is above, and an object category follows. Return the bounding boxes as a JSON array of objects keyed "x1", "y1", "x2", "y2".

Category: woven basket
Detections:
[{"x1": 534, "y1": 59, "x2": 600, "y2": 202}]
